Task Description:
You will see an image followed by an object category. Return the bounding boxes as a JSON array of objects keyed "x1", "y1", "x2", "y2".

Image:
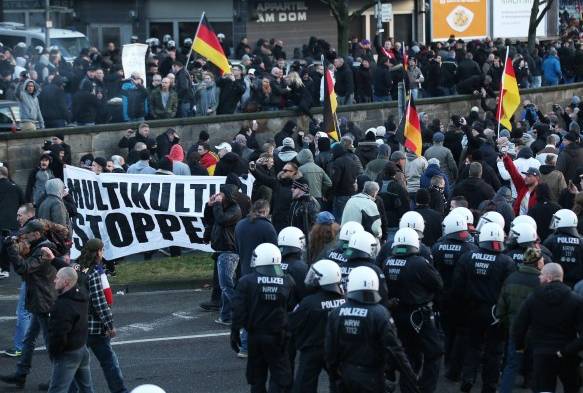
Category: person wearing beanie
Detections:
[
  {"x1": 444, "y1": 115, "x2": 465, "y2": 165},
  {"x1": 314, "y1": 136, "x2": 333, "y2": 173},
  {"x1": 167, "y1": 144, "x2": 191, "y2": 176},
  {"x1": 341, "y1": 179, "x2": 382, "y2": 238},
  {"x1": 156, "y1": 157, "x2": 174, "y2": 175},
  {"x1": 274, "y1": 137, "x2": 298, "y2": 173},
  {"x1": 414, "y1": 188, "x2": 443, "y2": 246},
  {"x1": 274, "y1": 120, "x2": 297, "y2": 148},
  {"x1": 557, "y1": 130, "x2": 583, "y2": 182},
  {"x1": 496, "y1": 247, "x2": 542, "y2": 393},
  {"x1": 420, "y1": 157, "x2": 450, "y2": 191},
  {"x1": 364, "y1": 143, "x2": 391, "y2": 181},
  {"x1": 355, "y1": 129, "x2": 379, "y2": 167},
  {"x1": 37, "y1": 178, "x2": 69, "y2": 227},
  {"x1": 91, "y1": 157, "x2": 108, "y2": 175},
  {"x1": 424, "y1": 132, "x2": 458, "y2": 181},
  {"x1": 155, "y1": 128, "x2": 180, "y2": 160},
  {"x1": 330, "y1": 143, "x2": 360, "y2": 222},
  {"x1": 50, "y1": 134, "x2": 72, "y2": 165},
  {"x1": 297, "y1": 149, "x2": 332, "y2": 204},
  {"x1": 289, "y1": 177, "x2": 320, "y2": 235}
]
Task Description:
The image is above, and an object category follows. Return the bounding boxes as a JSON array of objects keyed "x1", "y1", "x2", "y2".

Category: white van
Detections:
[{"x1": 0, "y1": 22, "x2": 90, "y2": 62}]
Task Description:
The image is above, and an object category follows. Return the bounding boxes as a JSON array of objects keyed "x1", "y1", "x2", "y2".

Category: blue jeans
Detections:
[
  {"x1": 241, "y1": 329, "x2": 248, "y2": 353},
  {"x1": 531, "y1": 76, "x2": 542, "y2": 88},
  {"x1": 373, "y1": 95, "x2": 391, "y2": 102},
  {"x1": 333, "y1": 196, "x2": 350, "y2": 223},
  {"x1": 178, "y1": 102, "x2": 192, "y2": 118},
  {"x1": 337, "y1": 94, "x2": 354, "y2": 105},
  {"x1": 48, "y1": 347, "x2": 94, "y2": 393},
  {"x1": 217, "y1": 252, "x2": 239, "y2": 322},
  {"x1": 87, "y1": 335, "x2": 128, "y2": 393},
  {"x1": 14, "y1": 281, "x2": 32, "y2": 351},
  {"x1": 499, "y1": 337, "x2": 523, "y2": 393},
  {"x1": 16, "y1": 312, "x2": 49, "y2": 376}
]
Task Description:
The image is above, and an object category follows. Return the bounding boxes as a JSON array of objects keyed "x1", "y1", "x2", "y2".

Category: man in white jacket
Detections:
[{"x1": 341, "y1": 181, "x2": 382, "y2": 238}]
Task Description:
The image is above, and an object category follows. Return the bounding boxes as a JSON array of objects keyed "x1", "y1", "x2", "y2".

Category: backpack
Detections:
[
  {"x1": 360, "y1": 209, "x2": 380, "y2": 235},
  {"x1": 379, "y1": 180, "x2": 402, "y2": 210}
]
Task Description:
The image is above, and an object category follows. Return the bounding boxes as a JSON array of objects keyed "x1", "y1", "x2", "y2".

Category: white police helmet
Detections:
[
  {"x1": 451, "y1": 207, "x2": 474, "y2": 227},
  {"x1": 347, "y1": 231, "x2": 378, "y2": 259},
  {"x1": 392, "y1": 227, "x2": 420, "y2": 255},
  {"x1": 550, "y1": 209, "x2": 578, "y2": 230},
  {"x1": 509, "y1": 222, "x2": 537, "y2": 246},
  {"x1": 399, "y1": 211, "x2": 425, "y2": 238},
  {"x1": 511, "y1": 215, "x2": 537, "y2": 231},
  {"x1": 478, "y1": 222, "x2": 505, "y2": 252},
  {"x1": 130, "y1": 385, "x2": 166, "y2": 393},
  {"x1": 278, "y1": 226, "x2": 306, "y2": 256},
  {"x1": 339, "y1": 221, "x2": 364, "y2": 242},
  {"x1": 476, "y1": 211, "x2": 505, "y2": 233},
  {"x1": 442, "y1": 212, "x2": 468, "y2": 236},
  {"x1": 346, "y1": 266, "x2": 381, "y2": 304},
  {"x1": 251, "y1": 243, "x2": 283, "y2": 277},
  {"x1": 304, "y1": 259, "x2": 343, "y2": 295}
]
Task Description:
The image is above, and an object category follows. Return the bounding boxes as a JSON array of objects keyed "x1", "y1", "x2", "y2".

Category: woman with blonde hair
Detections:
[
  {"x1": 308, "y1": 211, "x2": 340, "y2": 263},
  {"x1": 285, "y1": 71, "x2": 314, "y2": 120}
]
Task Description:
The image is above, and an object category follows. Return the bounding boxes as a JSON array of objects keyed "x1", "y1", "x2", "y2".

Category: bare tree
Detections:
[
  {"x1": 320, "y1": 0, "x2": 376, "y2": 56},
  {"x1": 528, "y1": 0, "x2": 554, "y2": 54}
]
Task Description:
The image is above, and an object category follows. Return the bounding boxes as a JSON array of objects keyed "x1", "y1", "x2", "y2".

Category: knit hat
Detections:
[
  {"x1": 390, "y1": 151, "x2": 406, "y2": 161},
  {"x1": 316, "y1": 211, "x2": 335, "y2": 225},
  {"x1": 415, "y1": 188, "x2": 430, "y2": 205},
  {"x1": 433, "y1": 132, "x2": 444, "y2": 143},
  {"x1": 93, "y1": 157, "x2": 107, "y2": 169},
  {"x1": 523, "y1": 247, "x2": 542, "y2": 265},
  {"x1": 376, "y1": 126, "x2": 386, "y2": 137},
  {"x1": 291, "y1": 178, "x2": 310, "y2": 193},
  {"x1": 199, "y1": 130, "x2": 210, "y2": 141},
  {"x1": 85, "y1": 238, "x2": 104, "y2": 252},
  {"x1": 282, "y1": 137, "x2": 295, "y2": 149},
  {"x1": 378, "y1": 144, "x2": 391, "y2": 158},
  {"x1": 428, "y1": 157, "x2": 440, "y2": 166},
  {"x1": 80, "y1": 153, "x2": 94, "y2": 168}
]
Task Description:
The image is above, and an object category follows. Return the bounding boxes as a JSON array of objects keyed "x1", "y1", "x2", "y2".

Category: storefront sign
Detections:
[
  {"x1": 256, "y1": 1, "x2": 308, "y2": 23},
  {"x1": 431, "y1": 0, "x2": 488, "y2": 41}
]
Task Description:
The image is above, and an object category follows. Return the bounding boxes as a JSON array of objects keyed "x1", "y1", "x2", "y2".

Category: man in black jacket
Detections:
[
  {"x1": 204, "y1": 184, "x2": 242, "y2": 326},
  {"x1": 373, "y1": 57, "x2": 392, "y2": 102},
  {"x1": 172, "y1": 61, "x2": 194, "y2": 117},
  {"x1": 216, "y1": 67, "x2": 246, "y2": 114},
  {"x1": 333, "y1": 57, "x2": 354, "y2": 105},
  {"x1": 331, "y1": 143, "x2": 359, "y2": 222},
  {"x1": 155, "y1": 128, "x2": 180, "y2": 160},
  {"x1": 118, "y1": 123, "x2": 157, "y2": 153},
  {"x1": 513, "y1": 263, "x2": 583, "y2": 393},
  {"x1": 38, "y1": 76, "x2": 69, "y2": 128},
  {"x1": 47, "y1": 266, "x2": 94, "y2": 393},
  {"x1": 451, "y1": 162, "x2": 495, "y2": 209},
  {"x1": 0, "y1": 166, "x2": 23, "y2": 276}
]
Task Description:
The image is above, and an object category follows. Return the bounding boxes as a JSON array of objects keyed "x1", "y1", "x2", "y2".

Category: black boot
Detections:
[{"x1": 0, "y1": 373, "x2": 25, "y2": 388}]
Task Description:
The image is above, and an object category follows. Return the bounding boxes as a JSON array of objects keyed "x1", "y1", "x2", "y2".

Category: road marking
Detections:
[
  {"x1": 0, "y1": 316, "x2": 16, "y2": 321},
  {"x1": 35, "y1": 331, "x2": 230, "y2": 351}
]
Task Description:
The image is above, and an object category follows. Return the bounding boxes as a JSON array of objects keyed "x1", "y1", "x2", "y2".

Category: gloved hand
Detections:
[{"x1": 230, "y1": 328, "x2": 241, "y2": 353}]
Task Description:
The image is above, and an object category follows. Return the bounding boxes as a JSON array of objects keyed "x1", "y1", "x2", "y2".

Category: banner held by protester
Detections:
[{"x1": 64, "y1": 166, "x2": 253, "y2": 260}]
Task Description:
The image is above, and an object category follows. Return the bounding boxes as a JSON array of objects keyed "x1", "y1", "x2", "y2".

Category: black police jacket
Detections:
[
  {"x1": 382, "y1": 254, "x2": 443, "y2": 308},
  {"x1": 325, "y1": 299, "x2": 412, "y2": 374},
  {"x1": 453, "y1": 249, "x2": 515, "y2": 307},
  {"x1": 543, "y1": 232, "x2": 583, "y2": 287},
  {"x1": 281, "y1": 254, "x2": 309, "y2": 300},
  {"x1": 432, "y1": 238, "x2": 478, "y2": 293},
  {"x1": 327, "y1": 245, "x2": 348, "y2": 265},
  {"x1": 377, "y1": 241, "x2": 433, "y2": 267},
  {"x1": 340, "y1": 257, "x2": 389, "y2": 305},
  {"x1": 289, "y1": 290, "x2": 345, "y2": 351},
  {"x1": 231, "y1": 271, "x2": 297, "y2": 334}
]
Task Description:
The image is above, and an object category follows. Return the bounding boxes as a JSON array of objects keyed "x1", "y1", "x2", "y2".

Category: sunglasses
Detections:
[{"x1": 282, "y1": 169, "x2": 295, "y2": 173}]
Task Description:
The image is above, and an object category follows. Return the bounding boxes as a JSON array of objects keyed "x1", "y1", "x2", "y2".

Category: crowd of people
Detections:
[
  {"x1": 1, "y1": 24, "x2": 583, "y2": 131},
  {"x1": 0, "y1": 70, "x2": 582, "y2": 391}
]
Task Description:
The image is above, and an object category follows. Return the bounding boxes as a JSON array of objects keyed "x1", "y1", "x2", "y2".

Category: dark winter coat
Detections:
[
  {"x1": 0, "y1": 178, "x2": 24, "y2": 231},
  {"x1": 48, "y1": 285, "x2": 88, "y2": 359},
  {"x1": 203, "y1": 184, "x2": 242, "y2": 252}
]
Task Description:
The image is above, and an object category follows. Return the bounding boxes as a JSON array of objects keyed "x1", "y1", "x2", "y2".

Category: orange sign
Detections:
[{"x1": 431, "y1": 0, "x2": 488, "y2": 41}]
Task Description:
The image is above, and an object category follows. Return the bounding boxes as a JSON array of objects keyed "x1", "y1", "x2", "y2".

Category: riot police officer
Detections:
[
  {"x1": 505, "y1": 222, "x2": 552, "y2": 265},
  {"x1": 327, "y1": 221, "x2": 364, "y2": 265},
  {"x1": 476, "y1": 211, "x2": 505, "y2": 234},
  {"x1": 325, "y1": 266, "x2": 419, "y2": 393},
  {"x1": 543, "y1": 209, "x2": 583, "y2": 287},
  {"x1": 452, "y1": 222, "x2": 515, "y2": 393},
  {"x1": 451, "y1": 206, "x2": 478, "y2": 243},
  {"x1": 376, "y1": 211, "x2": 433, "y2": 265},
  {"x1": 340, "y1": 231, "x2": 388, "y2": 305},
  {"x1": 383, "y1": 228, "x2": 444, "y2": 393},
  {"x1": 289, "y1": 260, "x2": 345, "y2": 393},
  {"x1": 231, "y1": 243, "x2": 297, "y2": 393},
  {"x1": 431, "y1": 212, "x2": 478, "y2": 380},
  {"x1": 278, "y1": 226, "x2": 309, "y2": 299}
]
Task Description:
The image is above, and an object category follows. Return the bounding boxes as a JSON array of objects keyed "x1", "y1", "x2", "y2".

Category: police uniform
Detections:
[
  {"x1": 452, "y1": 249, "x2": 515, "y2": 393},
  {"x1": 327, "y1": 244, "x2": 348, "y2": 265},
  {"x1": 325, "y1": 300, "x2": 416, "y2": 393},
  {"x1": 232, "y1": 271, "x2": 297, "y2": 393},
  {"x1": 376, "y1": 240, "x2": 433, "y2": 266},
  {"x1": 289, "y1": 290, "x2": 345, "y2": 393},
  {"x1": 504, "y1": 244, "x2": 552, "y2": 265},
  {"x1": 431, "y1": 237, "x2": 478, "y2": 378},
  {"x1": 281, "y1": 253, "x2": 309, "y2": 300},
  {"x1": 543, "y1": 230, "x2": 583, "y2": 287},
  {"x1": 339, "y1": 257, "x2": 389, "y2": 305},
  {"x1": 383, "y1": 252, "x2": 444, "y2": 393}
]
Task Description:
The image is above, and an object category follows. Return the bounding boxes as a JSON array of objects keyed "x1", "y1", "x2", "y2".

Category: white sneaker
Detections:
[
  {"x1": 237, "y1": 351, "x2": 248, "y2": 359},
  {"x1": 0, "y1": 271, "x2": 9, "y2": 279}
]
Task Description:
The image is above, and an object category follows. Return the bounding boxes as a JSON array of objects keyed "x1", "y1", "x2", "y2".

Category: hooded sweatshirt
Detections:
[
  {"x1": 404, "y1": 152, "x2": 428, "y2": 193},
  {"x1": 127, "y1": 160, "x2": 156, "y2": 175},
  {"x1": 168, "y1": 145, "x2": 191, "y2": 176},
  {"x1": 37, "y1": 178, "x2": 69, "y2": 226},
  {"x1": 17, "y1": 79, "x2": 44, "y2": 127},
  {"x1": 297, "y1": 149, "x2": 332, "y2": 199}
]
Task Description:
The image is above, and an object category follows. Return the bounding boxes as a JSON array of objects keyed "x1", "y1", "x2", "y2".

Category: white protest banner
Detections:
[
  {"x1": 64, "y1": 166, "x2": 254, "y2": 260},
  {"x1": 122, "y1": 43, "x2": 149, "y2": 81}
]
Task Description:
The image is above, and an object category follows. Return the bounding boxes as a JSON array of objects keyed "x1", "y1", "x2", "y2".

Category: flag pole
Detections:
[
  {"x1": 186, "y1": 12, "x2": 205, "y2": 71},
  {"x1": 497, "y1": 46, "x2": 509, "y2": 139}
]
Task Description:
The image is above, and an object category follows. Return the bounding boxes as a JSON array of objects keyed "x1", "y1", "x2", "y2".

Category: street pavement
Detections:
[{"x1": 0, "y1": 284, "x2": 534, "y2": 393}]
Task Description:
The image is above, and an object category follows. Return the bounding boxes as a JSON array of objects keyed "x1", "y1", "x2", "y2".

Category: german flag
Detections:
[
  {"x1": 402, "y1": 42, "x2": 408, "y2": 72},
  {"x1": 496, "y1": 47, "x2": 520, "y2": 131},
  {"x1": 192, "y1": 13, "x2": 230, "y2": 75},
  {"x1": 323, "y1": 67, "x2": 340, "y2": 141},
  {"x1": 402, "y1": 95, "x2": 422, "y2": 156}
]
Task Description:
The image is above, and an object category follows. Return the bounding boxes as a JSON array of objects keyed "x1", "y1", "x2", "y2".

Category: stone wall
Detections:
[{"x1": 2, "y1": 82, "x2": 582, "y2": 190}]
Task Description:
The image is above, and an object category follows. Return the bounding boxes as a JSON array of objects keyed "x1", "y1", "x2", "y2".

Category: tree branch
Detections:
[
  {"x1": 538, "y1": 0, "x2": 547, "y2": 5},
  {"x1": 535, "y1": 0, "x2": 554, "y2": 26},
  {"x1": 349, "y1": 0, "x2": 377, "y2": 20},
  {"x1": 321, "y1": 0, "x2": 341, "y2": 22}
]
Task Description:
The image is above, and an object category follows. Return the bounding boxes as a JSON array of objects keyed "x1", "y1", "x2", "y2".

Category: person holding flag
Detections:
[
  {"x1": 496, "y1": 47, "x2": 521, "y2": 136},
  {"x1": 322, "y1": 61, "x2": 340, "y2": 142},
  {"x1": 189, "y1": 13, "x2": 231, "y2": 76}
]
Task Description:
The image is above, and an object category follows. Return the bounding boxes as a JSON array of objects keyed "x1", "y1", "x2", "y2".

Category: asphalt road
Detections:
[{"x1": 0, "y1": 284, "x2": 534, "y2": 393}]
